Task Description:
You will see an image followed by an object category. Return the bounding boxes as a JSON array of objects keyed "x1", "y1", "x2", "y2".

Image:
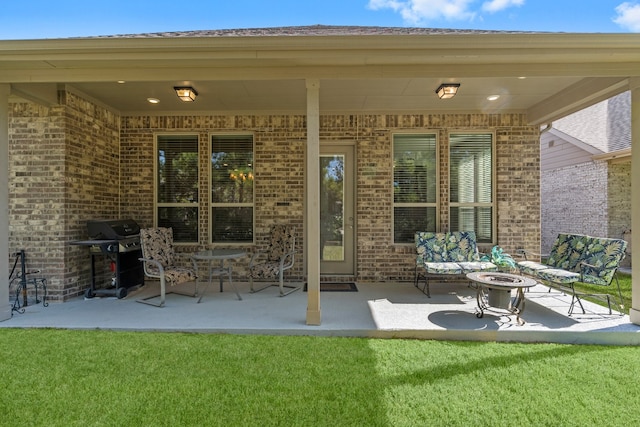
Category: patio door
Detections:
[{"x1": 320, "y1": 145, "x2": 355, "y2": 275}]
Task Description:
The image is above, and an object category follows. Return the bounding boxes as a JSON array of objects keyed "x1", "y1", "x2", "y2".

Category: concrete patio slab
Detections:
[{"x1": 3, "y1": 281, "x2": 639, "y2": 345}]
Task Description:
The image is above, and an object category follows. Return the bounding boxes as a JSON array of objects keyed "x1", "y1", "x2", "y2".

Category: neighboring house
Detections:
[
  {"x1": 1, "y1": 26, "x2": 640, "y2": 325},
  {"x1": 540, "y1": 92, "x2": 632, "y2": 265}
]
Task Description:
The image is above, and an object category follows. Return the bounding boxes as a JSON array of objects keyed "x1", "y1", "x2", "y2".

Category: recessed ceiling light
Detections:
[
  {"x1": 117, "y1": 80, "x2": 126, "y2": 84},
  {"x1": 147, "y1": 98, "x2": 160, "y2": 104},
  {"x1": 487, "y1": 95, "x2": 500, "y2": 101},
  {"x1": 518, "y1": 76, "x2": 527, "y2": 79}
]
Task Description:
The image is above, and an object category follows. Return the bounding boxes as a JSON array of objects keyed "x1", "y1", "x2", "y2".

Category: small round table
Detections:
[
  {"x1": 466, "y1": 272, "x2": 537, "y2": 325},
  {"x1": 191, "y1": 249, "x2": 246, "y2": 302}
]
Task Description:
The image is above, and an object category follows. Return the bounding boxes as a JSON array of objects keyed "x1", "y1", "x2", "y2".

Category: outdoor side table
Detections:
[
  {"x1": 191, "y1": 249, "x2": 246, "y2": 303},
  {"x1": 466, "y1": 271, "x2": 537, "y2": 325}
]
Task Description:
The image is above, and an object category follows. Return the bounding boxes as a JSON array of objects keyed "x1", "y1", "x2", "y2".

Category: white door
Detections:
[{"x1": 320, "y1": 145, "x2": 355, "y2": 275}]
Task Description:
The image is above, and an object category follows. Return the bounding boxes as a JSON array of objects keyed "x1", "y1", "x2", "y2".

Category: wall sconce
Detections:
[
  {"x1": 174, "y1": 86, "x2": 198, "y2": 102},
  {"x1": 435, "y1": 83, "x2": 460, "y2": 99}
]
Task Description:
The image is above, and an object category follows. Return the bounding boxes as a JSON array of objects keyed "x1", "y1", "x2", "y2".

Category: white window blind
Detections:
[
  {"x1": 393, "y1": 134, "x2": 437, "y2": 243},
  {"x1": 156, "y1": 134, "x2": 199, "y2": 243},
  {"x1": 449, "y1": 133, "x2": 493, "y2": 243},
  {"x1": 211, "y1": 134, "x2": 254, "y2": 243}
]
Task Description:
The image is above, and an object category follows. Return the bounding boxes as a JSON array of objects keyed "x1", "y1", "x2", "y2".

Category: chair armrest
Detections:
[
  {"x1": 280, "y1": 250, "x2": 297, "y2": 269},
  {"x1": 514, "y1": 249, "x2": 548, "y2": 261},
  {"x1": 249, "y1": 249, "x2": 269, "y2": 267},
  {"x1": 138, "y1": 257, "x2": 165, "y2": 277}
]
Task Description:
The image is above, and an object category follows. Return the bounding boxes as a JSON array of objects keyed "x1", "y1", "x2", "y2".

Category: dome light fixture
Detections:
[
  {"x1": 435, "y1": 83, "x2": 460, "y2": 99},
  {"x1": 174, "y1": 86, "x2": 198, "y2": 102}
]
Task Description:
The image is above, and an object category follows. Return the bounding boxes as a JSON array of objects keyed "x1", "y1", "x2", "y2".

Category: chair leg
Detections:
[
  {"x1": 278, "y1": 270, "x2": 300, "y2": 297},
  {"x1": 136, "y1": 277, "x2": 195, "y2": 307},
  {"x1": 249, "y1": 275, "x2": 274, "y2": 294},
  {"x1": 137, "y1": 276, "x2": 167, "y2": 307}
]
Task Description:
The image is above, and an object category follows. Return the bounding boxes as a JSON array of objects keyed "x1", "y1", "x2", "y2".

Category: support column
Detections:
[
  {"x1": 0, "y1": 85, "x2": 11, "y2": 321},
  {"x1": 306, "y1": 79, "x2": 321, "y2": 325},
  {"x1": 630, "y1": 78, "x2": 640, "y2": 326}
]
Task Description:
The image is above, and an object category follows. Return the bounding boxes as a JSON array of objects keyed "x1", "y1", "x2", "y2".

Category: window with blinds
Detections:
[
  {"x1": 393, "y1": 133, "x2": 437, "y2": 243},
  {"x1": 156, "y1": 134, "x2": 199, "y2": 243},
  {"x1": 211, "y1": 134, "x2": 254, "y2": 243},
  {"x1": 449, "y1": 133, "x2": 494, "y2": 243}
]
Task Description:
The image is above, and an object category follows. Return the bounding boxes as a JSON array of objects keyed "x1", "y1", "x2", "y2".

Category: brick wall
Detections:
[
  {"x1": 609, "y1": 161, "x2": 632, "y2": 266},
  {"x1": 9, "y1": 91, "x2": 120, "y2": 301},
  {"x1": 9, "y1": 90, "x2": 541, "y2": 299},
  {"x1": 121, "y1": 112, "x2": 540, "y2": 283},
  {"x1": 541, "y1": 160, "x2": 608, "y2": 253}
]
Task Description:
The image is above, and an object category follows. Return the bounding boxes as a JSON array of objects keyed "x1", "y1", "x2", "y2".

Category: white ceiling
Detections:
[
  {"x1": 3, "y1": 30, "x2": 639, "y2": 123},
  {"x1": 69, "y1": 76, "x2": 585, "y2": 116}
]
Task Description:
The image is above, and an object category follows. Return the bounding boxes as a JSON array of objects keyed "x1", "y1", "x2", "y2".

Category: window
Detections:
[
  {"x1": 393, "y1": 133, "x2": 437, "y2": 243},
  {"x1": 211, "y1": 134, "x2": 254, "y2": 243},
  {"x1": 449, "y1": 133, "x2": 494, "y2": 243},
  {"x1": 156, "y1": 134, "x2": 199, "y2": 243}
]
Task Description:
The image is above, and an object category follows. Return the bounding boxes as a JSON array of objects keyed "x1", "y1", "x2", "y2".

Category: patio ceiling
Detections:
[{"x1": 2, "y1": 29, "x2": 640, "y2": 124}]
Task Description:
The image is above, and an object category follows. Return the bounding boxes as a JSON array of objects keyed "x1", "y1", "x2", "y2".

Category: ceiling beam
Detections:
[{"x1": 527, "y1": 77, "x2": 629, "y2": 125}]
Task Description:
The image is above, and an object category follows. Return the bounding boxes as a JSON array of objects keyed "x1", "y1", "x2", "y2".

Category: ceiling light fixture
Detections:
[
  {"x1": 147, "y1": 97, "x2": 160, "y2": 104},
  {"x1": 487, "y1": 95, "x2": 500, "y2": 101},
  {"x1": 174, "y1": 86, "x2": 198, "y2": 102},
  {"x1": 435, "y1": 83, "x2": 460, "y2": 99}
]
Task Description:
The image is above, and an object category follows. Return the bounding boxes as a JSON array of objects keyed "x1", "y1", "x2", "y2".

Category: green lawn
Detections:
[{"x1": 2, "y1": 329, "x2": 640, "y2": 426}]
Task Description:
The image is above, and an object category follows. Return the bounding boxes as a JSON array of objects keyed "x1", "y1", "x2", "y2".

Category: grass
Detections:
[{"x1": 2, "y1": 329, "x2": 640, "y2": 426}]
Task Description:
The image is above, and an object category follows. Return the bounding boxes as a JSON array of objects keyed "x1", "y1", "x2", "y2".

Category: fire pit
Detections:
[{"x1": 466, "y1": 272, "x2": 537, "y2": 325}]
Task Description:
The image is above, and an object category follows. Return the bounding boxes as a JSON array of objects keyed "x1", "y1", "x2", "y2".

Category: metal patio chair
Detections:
[
  {"x1": 137, "y1": 227, "x2": 197, "y2": 307},
  {"x1": 249, "y1": 225, "x2": 299, "y2": 296}
]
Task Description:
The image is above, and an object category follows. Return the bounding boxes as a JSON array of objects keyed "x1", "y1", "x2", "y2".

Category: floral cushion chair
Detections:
[
  {"x1": 138, "y1": 227, "x2": 197, "y2": 307},
  {"x1": 415, "y1": 231, "x2": 497, "y2": 297},
  {"x1": 249, "y1": 225, "x2": 299, "y2": 297}
]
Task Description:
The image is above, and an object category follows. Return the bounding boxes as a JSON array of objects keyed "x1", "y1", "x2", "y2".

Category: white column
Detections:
[
  {"x1": 306, "y1": 79, "x2": 321, "y2": 325},
  {"x1": 630, "y1": 79, "x2": 640, "y2": 326},
  {"x1": 0, "y1": 85, "x2": 11, "y2": 321}
]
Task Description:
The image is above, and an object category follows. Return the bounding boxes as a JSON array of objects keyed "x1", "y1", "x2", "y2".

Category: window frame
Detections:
[
  {"x1": 154, "y1": 133, "x2": 200, "y2": 245},
  {"x1": 209, "y1": 132, "x2": 255, "y2": 245},
  {"x1": 448, "y1": 131, "x2": 496, "y2": 245},
  {"x1": 391, "y1": 131, "x2": 439, "y2": 245}
]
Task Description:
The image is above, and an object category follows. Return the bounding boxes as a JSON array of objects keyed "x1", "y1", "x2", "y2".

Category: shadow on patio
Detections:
[{"x1": 3, "y1": 280, "x2": 639, "y2": 345}]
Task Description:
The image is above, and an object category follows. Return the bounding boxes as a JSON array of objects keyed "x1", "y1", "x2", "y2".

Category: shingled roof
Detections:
[{"x1": 96, "y1": 24, "x2": 542, "y2": 38}]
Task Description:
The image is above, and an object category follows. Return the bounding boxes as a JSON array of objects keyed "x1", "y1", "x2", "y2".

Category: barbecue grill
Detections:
[{"x1": 72, "y1": 219, "x2": 144, "y2": 299}]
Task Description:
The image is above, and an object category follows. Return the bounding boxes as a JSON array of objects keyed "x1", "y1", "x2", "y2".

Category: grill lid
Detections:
[{"x1": 87, "y1": 219, "x2": 140, "y2": 240}]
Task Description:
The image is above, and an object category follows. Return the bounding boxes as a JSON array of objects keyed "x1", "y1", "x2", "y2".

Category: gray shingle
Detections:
[{"x1": 93, "y1": 24, "x2": 543, "y2": 39}]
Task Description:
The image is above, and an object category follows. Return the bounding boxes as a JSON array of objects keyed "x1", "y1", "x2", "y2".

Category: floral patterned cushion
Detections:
[
  {"x1": 447, "y1": 231, "x2": 480, "y2": 262},
  {"x1": 519, "y1": 234, "x2": 627, "y2": 287},
  {"x1": 267, "y1": 225, "x2": 295, "y2": 262},
  {"x1": 249, "y1": 225, "x2": 295, "y2": 279},
  {"x1": 140, "y1": 227, "x2": 175, "y2": 272},
  {"x1": 424, "y1": 262, "x2": 462, "y2": 275},
  {"x1": 415, "y1": 231, "x2": 480, "y2": 264},
  {"x1": 517, "y1": 260, "x2": 551, "y2": 277},
  {"x1": 162, "y1": 267, "x2": 197, "y2": 286},
  {"x1": 140, "y1": 227, "x2": 196, "y2": 286},
  {"x1": 415, "y1": 232, "x2": 448, "y2": 264},
  {"x1": 580, "y1": 237, "x2": 627, "y2": 286},
  {"x1": 458, "y1": 261, "x2": 498, "y2": 273},
  {"x1": 416, "y1": 231, "x2": 491, "y2": 278},
  {"x1": 537, "y1": 268, "x2": 580, "y2": 285},
  {"x1": 250, "y1": 262, "x2": 281, "y2": 279},
  {"x1": 547, "y1": 233, "x2": 589, "y2": 272}
]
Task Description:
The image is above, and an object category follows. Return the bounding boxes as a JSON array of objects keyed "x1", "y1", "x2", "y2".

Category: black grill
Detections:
[{"x1": 72, "y1": 219, "x2": 144, "y2": 299}]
